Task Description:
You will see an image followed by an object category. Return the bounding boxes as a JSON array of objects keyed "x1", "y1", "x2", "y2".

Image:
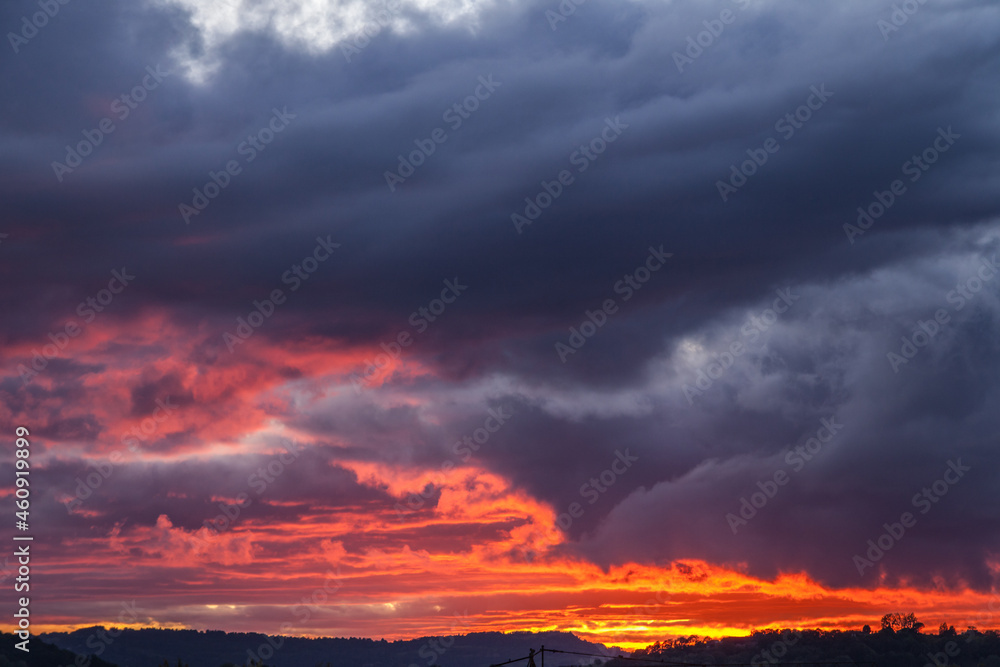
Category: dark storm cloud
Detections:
[
  {"x1": 3, "y1": 0, "x2": 1000, "y2": 593},
  {"x1": 24, "y1": 442, "x2": 397, "y2": 539}
]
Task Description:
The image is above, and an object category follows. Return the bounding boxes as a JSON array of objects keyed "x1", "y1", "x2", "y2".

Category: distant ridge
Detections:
[
  {"x1": 0, "y1": 632, "x2": 119, "y2": 667},
  {"x1": 41, "y1": 627, "x2": 620, "y2": 667}
]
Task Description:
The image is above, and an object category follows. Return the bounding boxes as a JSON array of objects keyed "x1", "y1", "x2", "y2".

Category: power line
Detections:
[{"x1": 489, "y1": 652, "x2": 534, "y2": 666}]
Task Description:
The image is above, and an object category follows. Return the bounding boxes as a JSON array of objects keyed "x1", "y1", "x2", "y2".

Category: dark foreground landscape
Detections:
[{"x1": 4, "y1": 618, "x2": 999, "y2": 667}]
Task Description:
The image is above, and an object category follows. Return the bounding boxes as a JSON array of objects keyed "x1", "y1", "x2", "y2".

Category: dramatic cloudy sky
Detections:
[{"x1": 2, "y1": 0, "x2": 1000, "y2": 649}]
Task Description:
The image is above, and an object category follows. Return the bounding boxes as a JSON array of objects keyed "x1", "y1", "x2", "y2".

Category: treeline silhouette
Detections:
[
  {"x1": 622, "y1": 616, "x2": 1000, "y2": 667},
  {"x1": 39, "y1": 628, "x2": 610, "y2": 667},
  {"x1": 0, "y1": 632, "x2": 118, "y2": 667}
]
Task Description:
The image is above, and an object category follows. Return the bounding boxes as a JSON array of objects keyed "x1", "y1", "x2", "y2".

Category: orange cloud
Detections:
[
  {"x1": 16, "y1": 459, "x2": 1000, "y2": 647},
  {"x1": 5, "y1": 311, "x2": 998, "y2": 648}
]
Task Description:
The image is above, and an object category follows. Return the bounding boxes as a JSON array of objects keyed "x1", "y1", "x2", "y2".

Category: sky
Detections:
[{"x1": 2, "y1": 0, "x2": 1000, "y2": 651}]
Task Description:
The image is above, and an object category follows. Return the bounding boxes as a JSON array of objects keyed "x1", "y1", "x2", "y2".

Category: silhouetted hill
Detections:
[
  {"x1": 41, "y1": 627, "x2": 617, "y2": 667},
  {"x1": 39, "y1": 625, "x2": 1000, "y2": 667},
  {"x1": 1, "y1": 632, "x2": 119, "y2": 667},
  {"x1": 618, "y1": 627, "x2": 1000, "y2": 667}
]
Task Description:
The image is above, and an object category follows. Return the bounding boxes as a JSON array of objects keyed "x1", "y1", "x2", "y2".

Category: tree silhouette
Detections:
[
  {"x1": 881, "y1": 613, "x2": 901, "y2": 632},
  {"x1": 902, "y1": 612, "x2": 924, "y2": 632},
  {"x1": 880, "y1": 612, "x2": 922, "y2": 632}
]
